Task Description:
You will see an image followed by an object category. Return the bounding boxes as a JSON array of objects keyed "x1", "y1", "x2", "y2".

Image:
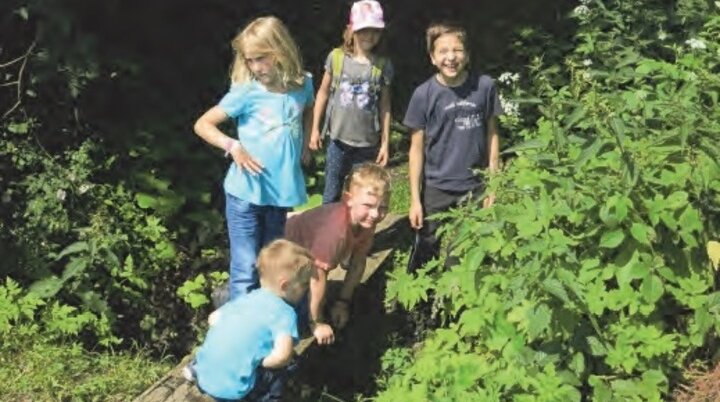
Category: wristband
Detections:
[{"x1": 223, "y1": 138, "x2": 239, "y2": 157}]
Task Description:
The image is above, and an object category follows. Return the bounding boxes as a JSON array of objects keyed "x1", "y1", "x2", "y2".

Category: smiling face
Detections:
[
  {"x1": 345, "y1": 184, "x2": 388, "y2": 230},
  {"x1": 430, "y1": 32, "x2": 469, "y2": 86}
]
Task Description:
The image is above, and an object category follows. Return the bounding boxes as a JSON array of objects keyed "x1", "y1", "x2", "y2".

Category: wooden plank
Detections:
[{"x1": 134, "y1": 214, "x2": 404, "y2": 402}]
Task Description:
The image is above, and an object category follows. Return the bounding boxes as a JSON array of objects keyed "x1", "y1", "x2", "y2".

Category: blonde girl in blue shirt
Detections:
[{"x1": 194, "y1": 16, "x2": 314, "y2": 301}]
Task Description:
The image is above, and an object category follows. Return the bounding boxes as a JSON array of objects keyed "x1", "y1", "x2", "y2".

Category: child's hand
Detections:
[
  {"x1": 309, "y1": 129, "x2": 323, "y2": 151},
  {"x1": 330, "y1": 300, "x2": 350, "y2": 329},
  {"x1": 230, "y1": 141, "x2": 264, "y2": 175},
  {"x1": 312, "y1": 322, "x2": 335, "y2": 345},
  {"x1": 375, "y1": 145, "x2": 389, "y2": 167},
  {"x1": 301, "y1": 147, "x2": 311, "y2": 166},
  {"x1": 408, "y1": 201, "x2": 424, "y2": 230}
]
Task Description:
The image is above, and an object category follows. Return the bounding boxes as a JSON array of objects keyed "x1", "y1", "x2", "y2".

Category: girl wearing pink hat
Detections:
[{"x1": 309, "y1": 0, "x2": 394, "y2": 205}]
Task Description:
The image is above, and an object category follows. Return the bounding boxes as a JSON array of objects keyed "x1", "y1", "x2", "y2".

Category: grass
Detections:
[{"x1": 0, "y1": 335, "x2": 172, "y2": 402}]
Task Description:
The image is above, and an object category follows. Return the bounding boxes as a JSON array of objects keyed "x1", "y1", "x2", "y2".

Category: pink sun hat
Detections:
[{"x1": 349, "y1": 0, "x2": 385, "y2": 32}]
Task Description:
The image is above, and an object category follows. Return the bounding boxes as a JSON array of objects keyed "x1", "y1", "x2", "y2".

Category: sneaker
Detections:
[{"x1": 182, "y1": 365, "x2": 196, "y2": 383}]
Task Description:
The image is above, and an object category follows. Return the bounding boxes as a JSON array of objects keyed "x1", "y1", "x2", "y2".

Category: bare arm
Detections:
[
  {"x1": 309, "y1": 267, "x2": 334, "y2": 344},
  {"x1": 193, "y1": 106, "x2": 263, "y2": 174},
  {"x1": 302, "y1": 103, "x2": 314, "y2": 164},
  {"x1": 483, "y1": 117, "x2": 500, "y2": 208},
  {"x1": 408, "y1": 130, "x2": 425, "y2": 229},
  {"x1": 375, "y1": 86, "x2": 392, "y2": 166},
  {"x1": 330, "y1": 253, "x2": 366, "y2": 329},
  {"x1": 309, "y1": 71, "x2": 332, "y2": 151},
  {"x1": 261, "y1": 334, "x2": 294, "y2": 368}
]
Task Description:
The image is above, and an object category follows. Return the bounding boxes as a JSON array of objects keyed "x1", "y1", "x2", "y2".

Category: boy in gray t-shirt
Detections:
[{"x1": 403, "y1": 21, "x2": 502, "y2": 272}]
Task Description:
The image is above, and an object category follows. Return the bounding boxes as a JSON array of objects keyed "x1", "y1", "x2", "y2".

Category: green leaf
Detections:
[
  {"x1": 587, "y1": 336, "x2": 607, "y2": 356},
  {"x1": 641, "y1": 275, "x2": 664, "y2": 303},
  {"x1": 600, "y1": 230, "x2": 625, "y2": 248},
  {"x1": 29, "y1": 276, "x2": 64, "y2": 298},
  {"x1": 527, "y1": 304, "x2": 552, "y2": 340},
  {"x1": 543, "y1": 278, "x2": 570, "y2": 303},
  {"x1": 56, "y1": 241, "x2": 89, "y2": 260},
  {"x1": 61, "y1": 258, "x2": 88, "y2": 281},
  {"x1": 136, "y1": 193, "x2": 158, "y2": 209},
  {"x1": 630, "y1": 223, "x2": 654, "y2": 245}
]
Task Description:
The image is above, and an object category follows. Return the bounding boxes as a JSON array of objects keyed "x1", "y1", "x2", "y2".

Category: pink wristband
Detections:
[{"x1": 223, "y1": 138, "x2": 238, "y2": 157}]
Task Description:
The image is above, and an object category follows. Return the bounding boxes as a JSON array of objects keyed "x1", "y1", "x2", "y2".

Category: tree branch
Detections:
[{"x1": 2, "y1": 41, "x2": 37, "y2": 120}]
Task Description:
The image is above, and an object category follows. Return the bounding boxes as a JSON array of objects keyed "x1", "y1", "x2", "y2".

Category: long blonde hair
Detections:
[{"x1": 230, "y1": 16, "x2": 305, "y2": 89}]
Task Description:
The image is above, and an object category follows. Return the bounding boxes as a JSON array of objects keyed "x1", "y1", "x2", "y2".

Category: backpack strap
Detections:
[
  {"x1": 329, "y1": 48, "x2": 345, "y2": 92},
  {"x1": 370, "y1": 56, "x2": 386, "y2": 88}
]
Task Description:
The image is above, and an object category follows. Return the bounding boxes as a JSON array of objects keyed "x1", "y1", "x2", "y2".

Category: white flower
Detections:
[
  {"x1": 573, "y1": 5, "x2": 591, "y2": 17},
  {"x1": 685, "y1": 38, "x2": 707, "y2": 50},
  {"x1": 56, "y1": 189, "x2": 67, "y2": 201},
  {"x1": 658, "y1": 30, "x2": 668, "y2": 41},
  {"x1": 78, "y1": 183, "x2": 92, "y2": 194},
  {"x1": 582, "y1": 59, "x2": 593, "y2": 67},
  {"x1": 498, "y1": 72, "x2": 520, "y2": 85},
  {"x1": 68, "y1": 173, "x2": 77, "y2": 182},
  {"x1": 499, "y1": 94, "x2": 519, "y2": 117}
]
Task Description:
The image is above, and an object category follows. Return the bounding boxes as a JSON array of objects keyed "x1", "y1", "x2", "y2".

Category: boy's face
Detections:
[
  {"x1": 429, "y1": 33, "x2": 468, "y2": 84},
  {"x1": 345, "y1": 185, "x2": 388, "y2": 230}
]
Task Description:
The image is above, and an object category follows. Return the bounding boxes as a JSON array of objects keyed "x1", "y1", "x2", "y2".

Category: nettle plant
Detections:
[{"x1": 381, "y1": 1, "x2": 719, "y2": 401}]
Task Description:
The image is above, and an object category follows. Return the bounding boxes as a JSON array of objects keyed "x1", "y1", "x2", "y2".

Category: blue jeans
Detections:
[
  {"x1": 322, "y1": 139, "x2": 378, "y2": 204},
  {"x1": 194, "y1": 361, "x2": 297, "y2": 402},
  {"x1": 226, "y1": 193, "x2": 287, "y2": 300}
]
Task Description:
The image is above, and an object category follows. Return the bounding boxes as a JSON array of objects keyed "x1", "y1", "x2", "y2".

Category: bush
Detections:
[{"x1": 381, "y1": 1, "x2": 720, "y2": 400}]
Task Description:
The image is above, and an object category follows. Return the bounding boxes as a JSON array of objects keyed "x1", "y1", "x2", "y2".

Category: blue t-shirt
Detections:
[
  {"x1": 220, "y1": 74, "x2": 314, "y2": 207},
  {"x1": 403, "y1": 73, "x2": 502, "y2": 192},
  {"x1": 194, "y1": 288, "x2": 298, "y2": 400}
]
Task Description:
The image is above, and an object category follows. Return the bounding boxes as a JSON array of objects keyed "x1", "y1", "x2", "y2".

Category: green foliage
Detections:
[
  {"x1": 379, "y1": 1, "x2": 720, "y2": 400},
  {"x1": 0, "y1": 278, "x2": 170, "y2": 400}
]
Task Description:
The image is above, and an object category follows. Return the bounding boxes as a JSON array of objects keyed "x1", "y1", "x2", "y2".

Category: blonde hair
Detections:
[
  {"x1": 343, "y1": 162, "x2": 391, "y2": 200},
  {"x1": 340, "y1": 26, "x2": 386, "y2": 56},
  {"x1": 257, "y1": 239, "x2": 314, "y2": 283},
  {"x1": 426, "y1": 21, "x2": 468, "y2": 54},
  {"x1": 229, "y1": 16, "x2": 305, "y2": 89}
]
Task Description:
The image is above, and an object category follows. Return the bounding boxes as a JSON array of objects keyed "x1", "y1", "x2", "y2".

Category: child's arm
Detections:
[
  {"x1": 261, "y1": 334, "x2": 294, "y2": 369},
  {"x1": 375, "y1": 86, "x2": 392, "y2": 167},
  {"x1": 483, "y1": 117, "x2": 500, "y2": 209},
  {"x1": 408, "y1": 129, "x2": 425, "y2": 229},
  {"x1": 309, "y1": 267, "x2": 335, "y2": 345},
  {"x1": 193, "y1": 106, "x2": 264, "y2": 175},
  {"x1": 330, "y1": 253, "x2": 366, "y2": 329},
  {"x1": 302, "y1": 104, "x2": 314, "y2": 164},
  {"x1": 309, "y1": 71, "x2": 332, "y2": 151}
]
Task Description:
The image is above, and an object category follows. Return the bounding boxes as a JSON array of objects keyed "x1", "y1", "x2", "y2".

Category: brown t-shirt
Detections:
[{"x1": 285, "y1": 202, "x2": 374, "y2": 271}]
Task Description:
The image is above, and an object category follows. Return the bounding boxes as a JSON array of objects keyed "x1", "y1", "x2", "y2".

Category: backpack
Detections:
[{"x1": 322, "y1": 47, "x2": 387, "y2": 136}]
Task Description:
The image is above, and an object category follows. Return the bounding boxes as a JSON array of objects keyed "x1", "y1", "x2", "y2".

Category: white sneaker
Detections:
[{"x1": 182, "y1": 365, "x2": 196, "y2": 383}]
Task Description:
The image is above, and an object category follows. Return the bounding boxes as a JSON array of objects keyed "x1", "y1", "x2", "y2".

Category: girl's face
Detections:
[
  {"x1": 345, "y1": 184, "x2": 388, "y2": 230},
  {"x1": 430, "y1": 33, "x2": 469, "y2": 85},
  {"x1": 244, "y1": 51, "x2": 279, "y2": 87},
  {"x1": 353, "y1": 28, "x2": 382, "y2": 53}
]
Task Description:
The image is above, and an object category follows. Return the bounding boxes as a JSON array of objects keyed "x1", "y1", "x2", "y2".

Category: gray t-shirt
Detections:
[
  {"x1": 323, "y1": 51, "x2": 394, "y2": 147},
  {"x1": 403, "y1": 73, "x2": 502, "y2": 192}
]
